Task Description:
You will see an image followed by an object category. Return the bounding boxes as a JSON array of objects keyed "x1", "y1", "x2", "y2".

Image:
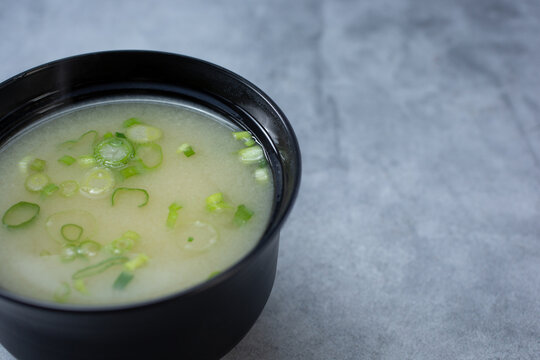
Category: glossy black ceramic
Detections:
[{"x1": 0, "y1": 51, "x2": 301, "y2": 359}]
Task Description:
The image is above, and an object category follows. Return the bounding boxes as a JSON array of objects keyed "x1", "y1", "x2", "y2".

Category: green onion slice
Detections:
[
  {"x1": 72, "y1": 256, "x2": 129, "y2": 280},
  {"x1": 123, "y1": 118, "x2": 142, "y2": 128},
  {"x1": 208, "y1": 270, "x2": 221, "y2": 279},
  {"x1": 254, "y1": 167, "x2": 270, "y2": 183},
  {"x1": 166, "y1": 202, "x2": 182, "y2": 229},
  {"x1": 232, "y1": 131, "x2": 255, "y2": 147},
  {"x1": 122, "y1": 230, "x2": 140, "y2": 240},
  {"x1": 126, "y1": 124, "x2": 162, "y2": 144},
  {"x1": 46, "y1": 210, "x2": 96, "y2": 244},
  {"x1": 58, "y1": 155, "x2": 76, "y2": 166},
  {"x1": 78, "y1": 240, "x2": 101, "y2": 257},
  {"x1": 18, "y1": 156, "x2": 33, "y2": 174},
  {"x1": 94, "y1": 137, "x2": 134, "y2": 169},
  {"x1": 115, "y1": 132, "x2": 126, "y2": 139},
  {"x1": 120, "y1": 164, "x2": 144, "y2": 179},
  {"x1": 25, "y1": 173, "x2": 50, "y2": 192},
  {"x1": 177, "y1": 143, "x2": 195, "y2": 157},
  {"x1": 30, "y1": 158, "x2": 46, "y2": 172},
  {"x1": 80, "y1": 167, "x2": 115, "y2": 198},
  {"x1": 205, "y1": 192, "x2": 230, "y2": 212},
  {"x1": 77, "y1": 155, "x2": 97, "y2": 168},
  {"x1": 41, "y1": 183, "x2": 60, "y2": 199},
  {"x1": 53, "y1": 282, "x2": 71, "y2": 303},
  {"x1": 59, "y1": 180, "x2": 79, "y2": 197},
  {"x1": 61, "y1": 223, "x2": 83, "y2": 242},
  {"x1": 111, "y1": 187, "x2": 149, "y2": 207},
  {"x1": 60, "y1": 244, "x2": 79, "y2": 262},
  {"x1": 233, "y1": 204, "x2": 254, "y2": 226},
  {"x1": 124, "y1": 253, "x2": 149, "y2": 271},
  {"x1": 60, "y1": 130, "x2": 98, "y2": 150},
  {"x1": 73, "y1": 279, "x2": 89, "y2": 295},
  {"x1": 113, "y1": 271, "x2": 134, "y2": 290},
  {"x1": 106, "y1": 237, "x2": 135, "y2": 255},
  {"x1": 2, "y1": 201, "x2": 40, "y2": 228},
  {"x1": 105, "y1": 230, "x2": 140, "y2": 255},
  {"x1": 136, "y1": 143, "x2": 163, "y2": 169},
  {"x1": 238, "y1": 145, "x2": 264, "y2": 164}
]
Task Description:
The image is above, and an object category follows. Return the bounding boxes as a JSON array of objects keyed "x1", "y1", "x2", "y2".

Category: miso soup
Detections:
[{"x1": 0, "y1": 98, "x2": 273, "y2": 305}]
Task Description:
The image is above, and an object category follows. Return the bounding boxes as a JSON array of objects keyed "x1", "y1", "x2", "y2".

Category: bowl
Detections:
[{"x1": 0, "y1": 51, "x2": 301, "y2": 359}]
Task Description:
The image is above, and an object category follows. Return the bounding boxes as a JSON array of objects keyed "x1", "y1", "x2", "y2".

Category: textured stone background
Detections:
[{"x1": 1, "y1": 0, "x2": 539, "y2": 359}]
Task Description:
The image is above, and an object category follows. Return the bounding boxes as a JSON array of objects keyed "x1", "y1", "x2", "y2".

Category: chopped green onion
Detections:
[
  {"x1": 205, "y1": 192, "x2": 230, "y2": 212},
  {"x1": 60, "y1": 245, "x2": 79, "y2": 262},
  {"x1": 30, "y1": 158, "x2": 46, "y2": 172},
  {"x1": 46, "y1": 210, "x2": 96, "y2": 244},
  {"x1": 126, "y1": 124, "x2": 162, "y2": 144},
  {"x1": 72, "y1": 256, "x2": 129, "y2": 280},
  {"x1": 78, "y1": 240, "x2": 101, "y2": 257},
  {"x1": 115, "y1": 132, "x2": 126, "y2": 139},
  {"x1": 25, "y1": 173, "x2": 50, "y2": 192},
  {"x1": 94, "y1": 137, "x2": 134, "y2": 169},
  {"x1": 59, "y1": 180, "x2": 79, "y2": 197},
  {"x1": 80, "y1": 167, "x2": 115, "y2": 198},
  {"x1": 120, "y1": 166, "x2": 141, "y2": 179},
  {"x1": 106, "y1": 231, "x2": 140, "y2": 255},
  {"x1": 60, "y1": 130, "x2": 98, "y2": 149},
  {"x1": 111, "y1": 187, "x2": 149, "y2": 207},
  {"x1": 73, "y1": 279, "x2": 89, "y2": 295},
  {"x1": 177, "y1": 143, "x2": 195, "y2": 157},
  {"x1": 123, "y1": 118, "x2": 142, "y2": 128},
  {"x1": 187, "y1": 236, "x2": 194, "y2": 242},
  {"x1": 254, "y1": 167, "x2": 270, "y2": 183},
  {"x1": 2, "y1": 201, "x2": 40, "y2": 228},
  {"x1": 40, "y1": 250, "x2": 51, "y2": 256},
  {"x1": 113, "y1": 271, "x2": 134, "y2": 290},
  {"x1": 77, "y1": 155, "x2": 97, "y2": 168},
  {"x1": 232, "y1": 131, "x2": 255, "y2": 147},
  {"x1": 166, "y1": 202, "x2": 182, "y2": 229},
  {"x1": 58, "y1": 155, "x2": 76, "y2": 166},
  {"x1": 122, "y1": 230, "x2": 140, "y2": 240},
  {"x1": 136, "y1": 143, "x2": 163, "y2": 168},
  {"x1": 238, "y1": 145, "x2": 264, "y2": 164},
  {"x1": 124, "y1": 253, "x2": 149, "y2": 271},
  {"x1": 18, "y1": 156, "x2": 33, "y2": 174},
  {"x1": 41, "y1": 183, "x2": 59, "y2": 199},
  {"x1": 106, "y1": 237, "x2": 135, "y2": 255},
  {"x1": 60, "y1": 223, "x2": 83, "y2": 242},
  {"x1": 208, "y1": 271, "x2": 221, "y2": 279},
  {"x1": 53, "y1": 282, "x2": 71, "y2": 303},
  {"x1": 103, "y1": 132, "x2": 113, "y2": 139},
  {"x1": 233, "y1": 204, "x2": 254, "y2": 226}
]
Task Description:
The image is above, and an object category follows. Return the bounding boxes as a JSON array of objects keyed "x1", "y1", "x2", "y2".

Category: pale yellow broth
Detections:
[{"x1": 0, "y1": 98, "x2": 273, "y2": 305}]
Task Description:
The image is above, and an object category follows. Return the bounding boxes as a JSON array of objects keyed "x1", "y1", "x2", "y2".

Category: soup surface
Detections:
[{"x1": 0, "y1": 98, "x2": 273, "y2": 305}]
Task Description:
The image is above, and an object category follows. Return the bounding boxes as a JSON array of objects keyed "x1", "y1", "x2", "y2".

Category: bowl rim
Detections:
[{"x1": 0, "y1": 49, "x2": 302, "y2": 313}]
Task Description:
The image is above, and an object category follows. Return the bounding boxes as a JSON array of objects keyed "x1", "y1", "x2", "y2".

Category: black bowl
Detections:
[{"x1": 0, "y1": 51, "x2": 301, "y2": 359}]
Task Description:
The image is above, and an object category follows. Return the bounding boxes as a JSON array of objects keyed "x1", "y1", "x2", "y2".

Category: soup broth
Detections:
[{"x1": 0, "y1": 98, "x2": 273, "y2": 305}]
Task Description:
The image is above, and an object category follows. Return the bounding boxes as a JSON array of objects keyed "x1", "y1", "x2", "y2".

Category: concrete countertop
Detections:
[{"x1": 0, "y1": 1, "x2": 539, "y2": 359}]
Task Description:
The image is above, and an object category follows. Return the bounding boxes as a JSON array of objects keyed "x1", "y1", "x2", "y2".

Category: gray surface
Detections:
[{"x1": 1, "y1": 0, "x2": 539, "y2": 359}]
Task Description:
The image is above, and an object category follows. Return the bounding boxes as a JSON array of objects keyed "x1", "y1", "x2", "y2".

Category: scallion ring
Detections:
[
  {"x1": 2, "y1": 202, "x2": 40, "y2": 228},
  {"x1": 111, "y1": 187, "x2": 149, "y2": 208},
  {"x1": 136, "y1": 143, "x2": 163, "y2": 169},
  {"x1": 72, "y1": 256, "x2": 129, "y2": 280},
  {"x1": 94, "y1": 137, "x2": 134, "y2": 169},
  {"x1": 60, "y1": 223, "x2": 83, "y2": 242}
]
